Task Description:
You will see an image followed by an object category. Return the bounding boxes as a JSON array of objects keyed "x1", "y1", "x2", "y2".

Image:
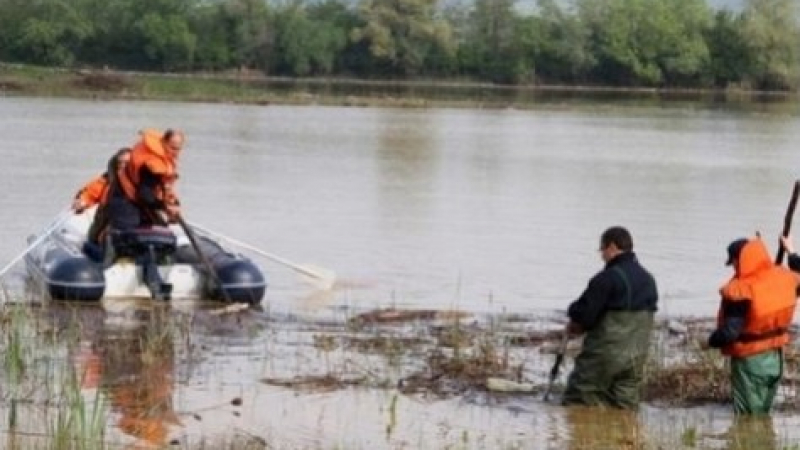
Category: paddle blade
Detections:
[{"x1": 297, "y1": 264, "x2": 336, "y2": 290}]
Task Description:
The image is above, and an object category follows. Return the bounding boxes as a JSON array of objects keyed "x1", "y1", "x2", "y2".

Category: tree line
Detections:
[{"x1": 0, "y1": 0, "x2": 798, "y2": 90}]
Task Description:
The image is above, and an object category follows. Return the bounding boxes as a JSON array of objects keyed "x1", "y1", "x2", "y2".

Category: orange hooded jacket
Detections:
[{"x1": 718, "y1": 238, "x2": 799, "y2": 358}]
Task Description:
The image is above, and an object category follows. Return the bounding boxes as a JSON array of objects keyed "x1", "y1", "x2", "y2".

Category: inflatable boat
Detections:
[{"x1": 24, "y1": 208, "x2": 267, "y2": 304}]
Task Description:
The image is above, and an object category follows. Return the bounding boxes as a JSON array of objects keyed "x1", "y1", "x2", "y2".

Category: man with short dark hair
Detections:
[{"x1": 562, "y1": 226, "x2": 659, "y2": 409}]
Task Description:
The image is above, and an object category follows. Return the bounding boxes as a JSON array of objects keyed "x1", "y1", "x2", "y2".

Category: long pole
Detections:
[
  {"x1": 543, "y1": 329, "x2": 570, "y2": 402},
  {"x1": 776, "y1": 180, "x2": 800, "y2": 265},
  {"x1": 175, "y1": 214, "x2": 232, "y2": 302}
]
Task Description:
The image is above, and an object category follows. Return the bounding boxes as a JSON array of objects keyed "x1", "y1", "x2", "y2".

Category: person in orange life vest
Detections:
[
  {"x1": 71, "y1": 176, "x2": 107, "y2": 213},
  {"x1": 704, "y1": 236, "x2": 800, "y2": 415},
  {"x1": 71, "y1": 148, "x2": 131, "y2": 214},
  {"x1": 107, "y1": 129, "x2": 183, "y2": 231},
  {"x1": 71, "y1": 149, "x2": 131, "y2": 256}
]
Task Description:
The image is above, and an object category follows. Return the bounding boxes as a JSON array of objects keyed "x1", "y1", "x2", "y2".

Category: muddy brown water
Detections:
[{"x1": 1, "y1": 96, "x2": 800, "y2": 447}]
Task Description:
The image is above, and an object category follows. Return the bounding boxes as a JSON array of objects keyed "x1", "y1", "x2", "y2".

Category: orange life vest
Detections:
[
  {"x1": 118, "y1": 129, "x2": 179, "y2": 207},
  {"x1": 718, "y1": 238, "x2": 799, "y2": 358},
  {"x1": 75, "y1": 174, "x2": 110, "y2": 208}
]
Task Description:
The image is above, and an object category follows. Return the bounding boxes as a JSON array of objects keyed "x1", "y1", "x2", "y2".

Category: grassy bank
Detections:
[{"x1": 2, "y1": 63, "x2": 797, "y2": 111}]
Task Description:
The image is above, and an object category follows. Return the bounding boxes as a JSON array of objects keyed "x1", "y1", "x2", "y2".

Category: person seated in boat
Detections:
[
  {"x1": 72, "y1": 148, "x2": 131, "y2": 261},
  {"x1": 103, "y1": 128, "x2": 183, "y2": 270},
  {"x1": 106, "y1": 128, "x2": 183, "y2": 233},
  {"x1": 103, "y1": 129, "x2": 184, "y2": 299},
  {"x1": 71, "y1": 147, "x2": 131, "y2": 215}
]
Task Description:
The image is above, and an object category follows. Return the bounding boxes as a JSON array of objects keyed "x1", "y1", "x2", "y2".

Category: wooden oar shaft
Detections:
[
  {"x1": 776, "y1": 180, "x2": 800, "y2": 265},
  {"x1": 175, "y1": 215, "x2": 232, "y2": 302}
]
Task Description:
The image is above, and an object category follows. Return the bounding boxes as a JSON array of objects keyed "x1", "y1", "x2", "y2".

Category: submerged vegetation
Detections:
[{"x1": 0, "y1": 299, "x2": 797, "y2": 448}]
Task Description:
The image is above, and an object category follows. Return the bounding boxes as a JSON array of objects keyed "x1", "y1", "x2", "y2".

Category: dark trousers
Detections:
[{"x1": 106, "y1": 196, "x2": 153, "y2": 231}]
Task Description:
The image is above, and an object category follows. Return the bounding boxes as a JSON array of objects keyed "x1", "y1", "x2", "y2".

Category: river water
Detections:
[
  {"x1": 0, "y1": 95, "x2": 799, "y2": 448},
  {"x1": 3, "y1": 96, "x2": 800, "y2": 318}
]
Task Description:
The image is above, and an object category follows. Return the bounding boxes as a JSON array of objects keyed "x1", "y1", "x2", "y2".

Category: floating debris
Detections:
[
  {"x1": 208, "y1": 303, "x2": 250, "y2": 316},
  {"x1": 261, "y1": 375, "x2": 367, "y2": 393},
  {"x1": 666, "y1": 319, "x2": 688, "y2": 335},
  {"x1": 349, "y1": 308, "x2": 470, "y2": 327},
  {"x1": 486, "y1": 377, "x2": 537, "y2": 393}
]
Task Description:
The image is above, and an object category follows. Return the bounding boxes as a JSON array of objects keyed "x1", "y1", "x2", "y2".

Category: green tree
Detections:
[
  {"x1": 218, "y1": 0, "x2": 274, "y2": 72},
  {"x1": 578, "y1": 0, "x2": 712, "y2": 87},
  {"x1": 740, "y1": 0, "x2": 800, "y2": 90},
  {"x1": 70, "y1": 0, "x2": 138, "y2": 67},
  {"x1": 272, "y1": 2, "x2": 347, "y2": 76},
  {"x1": 75, "y1": 0, "x2": 197, "y2": 69},
  {"x1": 351, "y1": 0, "x2": 455, "y2": 76},
  {"x1": 6, "y1": 0, "x2": 92, "y2": 66},
  {"x1": 705, "y1": 10, "x2": 754, "y2": 88},
  {"x1": 306, "y1": 0, "x2": 374, "y2": 76},
  {"x1": 526, "y1": 0, "x2": 593, "y2": 83},
  {"x1": 136, "y1": 13, "x2": 196, "y2": 71},
  {"x1": 0, "y1": 0, "x2": 34, "y2": 61},
  {"x1": 460, "y1": 0, "x2": 529, "y2": 83},
  {"x1": 190, "y1": 3, "x2": 234, "y2": 70},
  {"x1": 654, "y1": 0, "x2": 713, "y2": 86}
]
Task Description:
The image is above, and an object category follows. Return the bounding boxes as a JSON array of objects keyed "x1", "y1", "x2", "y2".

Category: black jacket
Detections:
[
  {"x1": 106, "y1": 166, "x2": 169, "y2": 229},
  {"x1": 568, "y1": 252, "x2": 659, "y2": 331}
]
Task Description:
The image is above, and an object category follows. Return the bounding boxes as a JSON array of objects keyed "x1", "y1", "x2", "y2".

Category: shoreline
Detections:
[{"x1": 2, "y1": 63, "x2": 798, "y2": 110}]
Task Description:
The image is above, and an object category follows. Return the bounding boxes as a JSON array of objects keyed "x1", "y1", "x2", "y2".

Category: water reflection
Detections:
[
  {"x1": 4, "y1": 98, "x2": 800, "y2": 317},
  {"x1": 564, "y1": 405, "x2": 643, "y2": 450},
  {"x1": 7, "y1": 300, "x2": 800, "y2": 449},
  {"x1": 724, "y1": 416, "x2": 777, "y2": 450},
  {"x1": 100, "y1": 321, "x2": 179, "y2": 445},
  {"x1": 67, "y1": 304, "x2": 181, "y2": 447},
  {"x1": 373, "y1": 109, "x2": 439, "y2": 232}
]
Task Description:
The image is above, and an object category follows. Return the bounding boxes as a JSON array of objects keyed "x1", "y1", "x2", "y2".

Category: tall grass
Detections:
[
  {"x1": 0, "y1": 303, "x2": 110, "y2": 449},
  {"x1": 48, "y1": 370, "x2": 107, "y2": 450}
]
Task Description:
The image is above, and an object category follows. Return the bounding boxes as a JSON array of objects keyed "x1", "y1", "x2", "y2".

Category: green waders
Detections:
[
  {"x1": 562, "y1": 310, "x2": 654, "y2": 409},
  {"x1": 731, "y1": 349, "x2": 782, "y2": 415}
]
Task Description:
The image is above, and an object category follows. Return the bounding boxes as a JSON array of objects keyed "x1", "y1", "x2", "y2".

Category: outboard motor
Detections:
[{"x1": 111, "y1": 227, "x2": 177, "y2": 301}]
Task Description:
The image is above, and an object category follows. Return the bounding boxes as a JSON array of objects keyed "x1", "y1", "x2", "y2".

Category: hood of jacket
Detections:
[{"x1": 735, "y1": 238, "x2": 773, "y2": 278}]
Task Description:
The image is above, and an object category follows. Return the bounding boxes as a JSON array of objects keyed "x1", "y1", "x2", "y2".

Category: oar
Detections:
[
  {"x1": 174, "y1": 214, "x2": 232, "y2": 303},
  {"x1": 188, "y1": 221, "x2": 336, "y2": 290},
  {"x1": 543, "y1": 328, "x2": 570, "y2": 402},
  {"x1": 775, "y1": 179, "x2": 800, "y2": 265},
  {"x1": 0, "y1": 207, "x2": 71, "y2": 278}
]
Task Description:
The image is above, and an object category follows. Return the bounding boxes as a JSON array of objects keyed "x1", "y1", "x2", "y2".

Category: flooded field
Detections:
[{"x1": 0, "y1": 296, "x2": 798, "y2": 449}]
